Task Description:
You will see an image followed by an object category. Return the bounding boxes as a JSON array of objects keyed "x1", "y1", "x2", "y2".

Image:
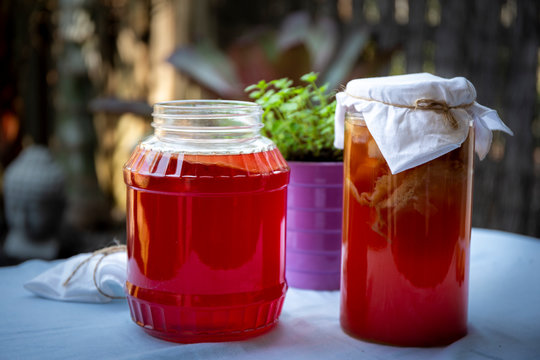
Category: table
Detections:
[{"x1": 1, "y1": 228, "x2": 539, "y2": 359}]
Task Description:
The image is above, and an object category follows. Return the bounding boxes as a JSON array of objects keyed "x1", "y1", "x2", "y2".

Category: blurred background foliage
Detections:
[{"x1": 0, "y1": 0, "x2": 539, "y2": 261}]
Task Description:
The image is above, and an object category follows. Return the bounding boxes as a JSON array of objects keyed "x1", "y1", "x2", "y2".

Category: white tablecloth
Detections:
[{"x1": 1, "y1": 228, "x2": 539, "y2": 359}]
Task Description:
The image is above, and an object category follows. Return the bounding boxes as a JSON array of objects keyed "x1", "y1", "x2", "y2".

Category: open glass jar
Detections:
[
  {"x1": 340, "y1": 112, "x2": 474, "y2": 346},
  {"x1": 123, "y1": 100, "x2": 289, "y2": 343}
]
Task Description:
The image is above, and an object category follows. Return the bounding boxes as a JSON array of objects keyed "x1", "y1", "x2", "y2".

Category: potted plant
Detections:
[{"x1": 246, "y1": 72, "x2": 343, "y2": 290}]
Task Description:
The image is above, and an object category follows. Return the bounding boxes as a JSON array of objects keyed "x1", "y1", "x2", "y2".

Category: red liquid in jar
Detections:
[
  {"x1": 124, "y1": 146, "x2": 289, "y2": 343},
  {"x1": 341, "y1": 119, "x2": 473, "y2": 346}
]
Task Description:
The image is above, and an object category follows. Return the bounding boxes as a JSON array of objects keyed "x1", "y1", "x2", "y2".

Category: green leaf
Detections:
[
  {"x1": 280, "y1": 102, "x2": 298, "y2": 112},
  {"x1": 248, "y1": 90, "x2": 262, "y2": 99},
  {"x1": 300, "y1": 72, "x2": 318, "y2": 83},
  {"x1": 244, "y1": 84, "x2": 257, "y2": 92}
]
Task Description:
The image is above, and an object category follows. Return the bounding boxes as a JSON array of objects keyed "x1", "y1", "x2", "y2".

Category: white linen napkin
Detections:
[
  {"x1": 24, "y1": 246, "x2": 126, "y2": 303},
  {"x1": 334, "y1": 73, "x2": 513, "y2": 174}
]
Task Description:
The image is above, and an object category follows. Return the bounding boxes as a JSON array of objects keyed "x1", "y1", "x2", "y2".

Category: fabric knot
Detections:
[{"x1": 414, "y1": 99, "x2": 459, "y2": 130}]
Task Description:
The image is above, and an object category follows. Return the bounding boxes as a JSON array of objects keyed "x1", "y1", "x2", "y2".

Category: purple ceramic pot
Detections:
[{"x1": 286, "y1": 161, "x2": 343, "y2": 290}]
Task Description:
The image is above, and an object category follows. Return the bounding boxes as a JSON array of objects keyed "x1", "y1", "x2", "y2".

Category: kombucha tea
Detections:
[
  {"x1": 341, "y1": 116, "x2": 473, "y2": 346},
  {"x1": 124, "y1": 146, "x2": 289, "y2": 343}
]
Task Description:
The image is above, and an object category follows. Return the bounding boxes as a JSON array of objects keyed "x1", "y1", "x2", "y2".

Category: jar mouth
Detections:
[
  {"x1": 152, "y1": 100, "x2": 264, "y2": 133},
  {"x1": 153, "y1": 100, "x2": 261, "y2": 117}
]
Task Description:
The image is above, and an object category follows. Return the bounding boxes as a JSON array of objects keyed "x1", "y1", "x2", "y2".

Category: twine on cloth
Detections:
[
  {"x1": 344, "y1": 91, "x2": 475, "y2": 130},
  {"x1": 62, "y1": 245, "x2": 127, "y2": 299}
]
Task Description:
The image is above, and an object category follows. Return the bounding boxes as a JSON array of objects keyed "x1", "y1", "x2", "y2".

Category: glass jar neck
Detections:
[{"x1": 152, "y1": 100, "x2": 264, "y2": 143}]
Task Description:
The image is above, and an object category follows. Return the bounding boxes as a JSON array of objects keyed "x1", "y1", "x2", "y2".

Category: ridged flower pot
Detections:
[{"x1": 286, "y1": 161, "x2": 343, "y2": 290}]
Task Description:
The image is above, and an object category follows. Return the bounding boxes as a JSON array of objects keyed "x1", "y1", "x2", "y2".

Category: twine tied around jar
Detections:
[
  {"x1": 343, "y1": 91, "x2": 475, "y2": 130},
  {"x1": 63, "y1": 244, "x2": 127, "y2": 300}
]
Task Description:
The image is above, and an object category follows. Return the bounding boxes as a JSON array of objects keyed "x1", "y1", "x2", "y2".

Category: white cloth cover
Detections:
[
  {"x1": 334, "y1": 73, "x2": 513, "y2": 174},
  {"x1": 24, "y1": 250, "x2": 126, "y2": 303}
]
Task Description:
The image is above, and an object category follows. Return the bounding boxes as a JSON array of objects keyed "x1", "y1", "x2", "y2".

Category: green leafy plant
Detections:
[{"x1": 245, "y1": 72, "x2": 342, "y2": 162}]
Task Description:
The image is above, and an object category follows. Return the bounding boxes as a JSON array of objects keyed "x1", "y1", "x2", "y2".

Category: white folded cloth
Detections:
[
  {"x1": 24, "y1": 246, "x2": 127, "y2": 303},
  {"x1": 334, "y1": 73, "x2": 513, "y2": 174}
]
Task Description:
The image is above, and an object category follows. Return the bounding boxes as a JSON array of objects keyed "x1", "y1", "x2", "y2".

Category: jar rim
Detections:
[
  {"x1": 153, "y1": 100, "x2": 262, "y2": 118},
  {"x1": 152, "y1": 100, "x2": 264, "y2": 135}
]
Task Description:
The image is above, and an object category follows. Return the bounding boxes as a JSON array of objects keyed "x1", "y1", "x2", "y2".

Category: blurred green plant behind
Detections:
[{"x1": 0, "y1": 0, "x2": 539, "y2": 260}]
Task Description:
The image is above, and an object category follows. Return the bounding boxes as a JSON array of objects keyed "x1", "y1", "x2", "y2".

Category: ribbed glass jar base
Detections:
[{"x1": 126, "y1": 284, "x2": 286, "y2": 343}]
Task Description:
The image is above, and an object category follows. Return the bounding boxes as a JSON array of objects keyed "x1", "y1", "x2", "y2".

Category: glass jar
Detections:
[
  {"x1": 123, "y1": 100, "x2": 289, "y2": 343},
  {"x1": 340, "y1": 112, "x2": 473, "y2": 346}
]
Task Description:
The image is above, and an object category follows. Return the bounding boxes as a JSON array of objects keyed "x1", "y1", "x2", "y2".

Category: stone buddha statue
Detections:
[{"x1": 3, "y1": 145, "x2": 66, "y2": 260}]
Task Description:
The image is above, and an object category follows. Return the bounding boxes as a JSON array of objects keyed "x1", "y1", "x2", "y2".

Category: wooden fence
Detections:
[
  {"x1": 199, "y1": 0, "x2": 540, "y2": 236},
  {"x1": 326, "y1": 0, "x2": 540, "y2": 237},
  {"x1": 2, "y1": 0, "x2": 539, "y2": 238}
]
